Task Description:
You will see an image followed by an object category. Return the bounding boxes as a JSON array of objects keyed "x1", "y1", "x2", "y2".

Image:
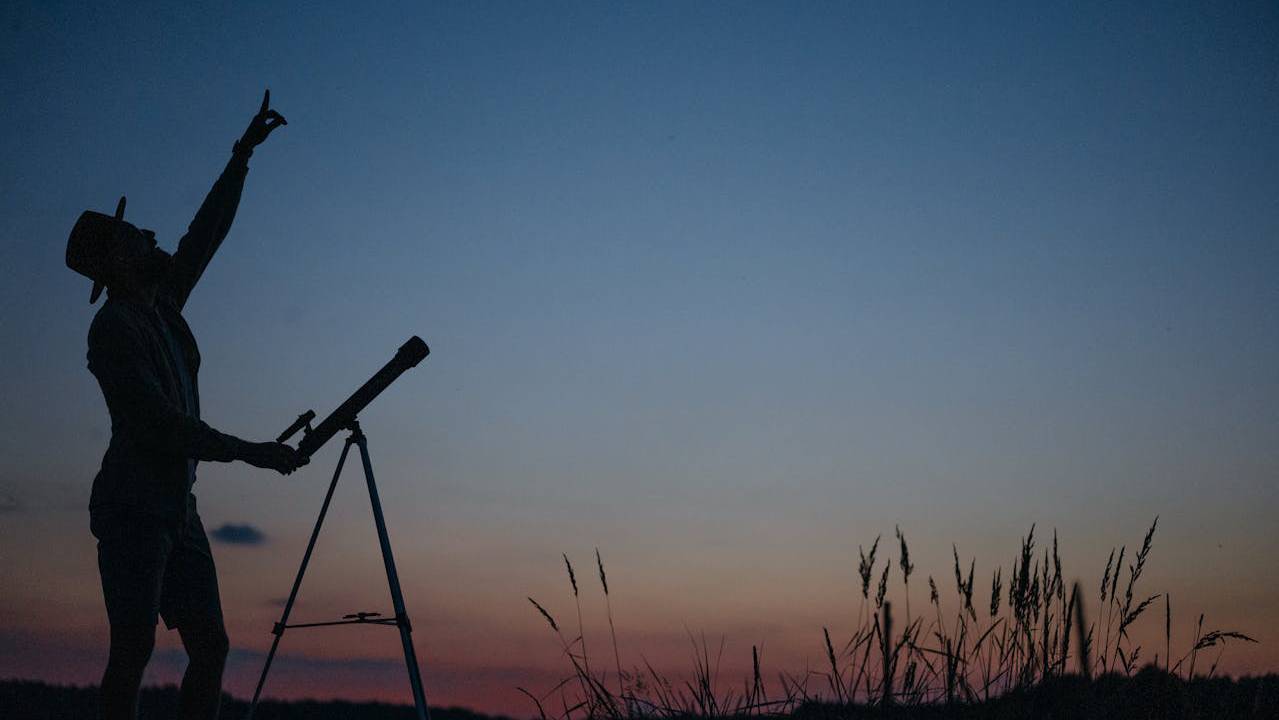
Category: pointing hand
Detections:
[{"x1": 237, "y1": 89, "x2": 287, "y2": 151}]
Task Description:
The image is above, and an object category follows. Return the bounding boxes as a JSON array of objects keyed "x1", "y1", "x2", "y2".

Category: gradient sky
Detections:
[{"x1": 1, "y1": 1, "x2": 1277, "y2": 715}]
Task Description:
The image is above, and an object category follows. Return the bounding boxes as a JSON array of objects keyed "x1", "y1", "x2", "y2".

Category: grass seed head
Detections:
[
  {"x1": 563, "y1": 553, "x2": 579, "y2": 597},
  {"x1": 896, "y1": 525, "x2": 914, "y2": 582},
  {"x1": 876, "y1": 562, "x2": 891, "y2": 609},
  {"x1": 1100, "y1": 548, "x2": 1115, "y2": 602},
  {"x1": 859, "y1": 535, "x2": 882, "y2": 599},
  {"x1": 594, "y1": 547, "x2": 609, "y2": 596},
  {"x1": 990, "y1": 567, "x2": 1002, "y2": 618},
  {"x1": 529, "y1": 597, "x2": 560, "y2": 633}
]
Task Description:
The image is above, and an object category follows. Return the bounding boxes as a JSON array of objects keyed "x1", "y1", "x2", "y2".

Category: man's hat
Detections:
[{"x1": 66, "y1": 196, "x2": 128, "y2": 304}]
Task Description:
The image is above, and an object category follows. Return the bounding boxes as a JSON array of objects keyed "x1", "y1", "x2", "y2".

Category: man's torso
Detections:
[{"x1": 88, "y1": 295, "x2": 203, "y2": 519}]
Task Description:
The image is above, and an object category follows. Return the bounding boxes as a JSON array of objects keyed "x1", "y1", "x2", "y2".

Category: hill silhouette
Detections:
[
  {"x1": 0, "y1": 679, "x2": 514, "y2": 720},
  {"x1": 5, "y1": 672, "x2": 1279, "y2": 719}
]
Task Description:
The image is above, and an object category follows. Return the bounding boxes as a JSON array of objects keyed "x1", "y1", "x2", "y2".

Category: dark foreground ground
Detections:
[
  {"x1": 794, "y1": 669, "x2": 1279, "y2": 720},
  {"x1": 4, "y1": 670, "x2": 1278, "y2": 719},
  {"x1": 0, "y1": 679, "x2": 511, "y2": 720}
]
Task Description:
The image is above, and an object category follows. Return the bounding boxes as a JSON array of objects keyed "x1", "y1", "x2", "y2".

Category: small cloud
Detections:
[
  {"x1": 0, "y1": 490, "x2": 19, "y2": 514},
  {"x1": 210, "y1": 523, "x2": 266, "y2": 545}
]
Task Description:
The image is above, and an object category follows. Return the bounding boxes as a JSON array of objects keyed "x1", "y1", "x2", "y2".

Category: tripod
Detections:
[{"x1": 246, "y1": 420, "x2": 430, "y2": 720}]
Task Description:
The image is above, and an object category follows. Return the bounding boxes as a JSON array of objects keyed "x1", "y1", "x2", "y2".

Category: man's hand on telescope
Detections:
[
  {"x1": 240, "y1": 441, "x2": 308, "y2": 475},
  {"x1": 235, "y1": 89, "x2": 287, "y2": 153}
]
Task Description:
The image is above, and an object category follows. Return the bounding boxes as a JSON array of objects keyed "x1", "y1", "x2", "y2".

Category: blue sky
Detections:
[{"x1": 1, "y1": 1, "x2": 1276, "y2": 713}]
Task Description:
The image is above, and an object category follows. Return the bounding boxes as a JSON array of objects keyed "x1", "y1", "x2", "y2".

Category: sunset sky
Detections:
[{"x1": 1, "y1": 1, "x2": 1277, "y2": 716}]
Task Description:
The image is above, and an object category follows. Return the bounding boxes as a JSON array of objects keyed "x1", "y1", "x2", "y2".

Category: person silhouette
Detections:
[{"x1": 65, "y1": 90, "x2": 307, "y2": 720}]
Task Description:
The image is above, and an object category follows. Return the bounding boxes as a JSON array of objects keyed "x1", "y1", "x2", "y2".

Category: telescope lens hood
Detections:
[{"x1": 399, "y1": 336, "x2": 429, "y2": 367}]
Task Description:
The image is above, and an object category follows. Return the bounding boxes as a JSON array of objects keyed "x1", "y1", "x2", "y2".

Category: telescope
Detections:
[
  {"x1": 278, "y1": 336, "x2": 430, "y2": 458},
  {"x1": 253, "y1": 334, "x2": 434, "y2": 720}
]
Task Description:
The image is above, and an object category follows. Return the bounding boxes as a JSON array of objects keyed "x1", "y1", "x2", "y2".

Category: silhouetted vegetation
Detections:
[
  {"x1": 526, "y1": 521, "x2": 1269, "y2": 719},
  {"x1": 793, "y1": 669, "x2": 1279, "y2": 719}
]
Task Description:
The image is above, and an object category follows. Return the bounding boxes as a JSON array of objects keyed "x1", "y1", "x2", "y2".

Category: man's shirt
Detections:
[{"x1": 86, "y1": 152, "x2": 251, "y2": 522}]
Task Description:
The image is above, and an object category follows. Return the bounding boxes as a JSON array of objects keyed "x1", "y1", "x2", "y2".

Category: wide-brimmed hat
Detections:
[{"x1": 66, "y1": 196, "x2": 129, "y2": 304}]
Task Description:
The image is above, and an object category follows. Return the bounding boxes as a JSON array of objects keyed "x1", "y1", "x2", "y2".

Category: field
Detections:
[{"x1": 4, "y1": 518, "x2": 1273, "y2": 719}]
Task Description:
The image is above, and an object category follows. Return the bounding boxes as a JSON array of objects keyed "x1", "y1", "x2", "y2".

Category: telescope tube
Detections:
[{"x1": 296, "y1": 336, "x2": 429, "y2": 458}]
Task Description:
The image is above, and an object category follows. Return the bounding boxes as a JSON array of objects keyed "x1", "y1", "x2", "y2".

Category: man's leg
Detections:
[
  {"x1": 93, "y1": 507, "x2": 172, "y2": 720},
  {"x1": 162, "y1": 502, "x2": 229, "y2": 720},
  {"x1": 100, "y1": 623, "x2": 157, "y2": 720},
  {"x1": 176, "y1": 619, "x2": 229, "y2": 719}
]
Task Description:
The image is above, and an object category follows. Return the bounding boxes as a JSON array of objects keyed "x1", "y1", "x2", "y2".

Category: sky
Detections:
[{"x1": 1, "y1": 0, "x2": 1277, "y2": 715}]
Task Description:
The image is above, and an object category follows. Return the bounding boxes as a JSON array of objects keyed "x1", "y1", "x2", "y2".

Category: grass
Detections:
[{"x1": 525, "y1": 519, "x2": 1265, "y2": 719}]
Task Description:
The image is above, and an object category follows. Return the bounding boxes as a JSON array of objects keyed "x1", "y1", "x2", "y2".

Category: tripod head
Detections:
[{"x1": 280, "y1": 336, "x2": 429, "y2": 458}]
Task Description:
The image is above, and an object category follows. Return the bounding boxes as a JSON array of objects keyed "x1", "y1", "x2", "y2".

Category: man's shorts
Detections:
[{"x1": 90, "y1": 500, "x2": 225, "y2": 630}]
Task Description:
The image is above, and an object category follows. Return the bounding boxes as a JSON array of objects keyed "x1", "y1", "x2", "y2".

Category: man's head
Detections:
[{"x1": 66, "y1": 198, "x2": 173, "y2": 303}]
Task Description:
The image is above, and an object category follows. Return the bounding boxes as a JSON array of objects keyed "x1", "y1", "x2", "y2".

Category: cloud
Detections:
[
  {"x1": 209, "y1": 523, "x2": 266, "y2": 545},
  {"x1": 0, "y1": 489, "x2": 19, "y2": 514}
]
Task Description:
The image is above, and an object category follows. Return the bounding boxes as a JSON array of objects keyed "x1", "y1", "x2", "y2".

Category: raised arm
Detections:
[{"x1": 164, "y1": 89, "x2": 287, "y2": 310}]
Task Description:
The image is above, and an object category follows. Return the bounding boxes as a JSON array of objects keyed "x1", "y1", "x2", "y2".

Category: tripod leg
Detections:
[
  {"x1": 354, "y1": 428, "x2": 431, "y2": 720},
  {"x1": 246, "y1": 437, "x2": 355, "y2": 719}
]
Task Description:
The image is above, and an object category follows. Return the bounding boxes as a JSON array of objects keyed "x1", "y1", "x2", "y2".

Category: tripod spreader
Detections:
[{"x1": 271, "y1": 611, "x2": 403, "y2": 632}]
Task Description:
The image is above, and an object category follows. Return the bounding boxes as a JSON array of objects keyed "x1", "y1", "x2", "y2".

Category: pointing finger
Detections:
[{"x1": 260, "y1": 88, "x2": 270, "y2": 115}]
